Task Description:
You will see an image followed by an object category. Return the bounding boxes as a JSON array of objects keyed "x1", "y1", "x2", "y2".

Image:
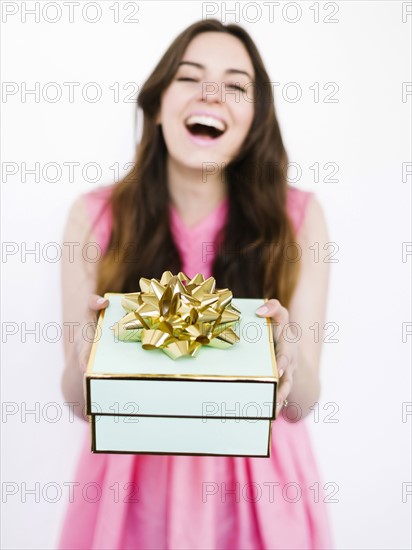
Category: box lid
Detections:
[{"x1": 86, "y1": 294, "x2": 278, "y2": 419}]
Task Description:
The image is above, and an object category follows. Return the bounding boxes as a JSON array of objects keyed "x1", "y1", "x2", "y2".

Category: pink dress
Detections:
[{"x1": 58, "y1": 185, "x2": 334, "y2": 550}]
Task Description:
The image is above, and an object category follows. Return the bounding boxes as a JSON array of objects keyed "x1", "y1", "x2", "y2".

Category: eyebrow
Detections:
[{"x1": 177, "y1": 61, "x2": 253, "y2": 81}]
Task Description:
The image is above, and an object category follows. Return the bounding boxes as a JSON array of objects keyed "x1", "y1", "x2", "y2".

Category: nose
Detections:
[{"x1": 198, "y1": 80, "x2": 221, "y2": 104}]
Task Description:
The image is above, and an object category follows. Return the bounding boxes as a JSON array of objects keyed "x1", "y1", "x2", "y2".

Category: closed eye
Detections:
[
  {"x1": 177, "y1": 77, "x2": 244, "y2": 92},
  {"x1": 226, "y1": 84, "x2": 245, "y2": 92}
]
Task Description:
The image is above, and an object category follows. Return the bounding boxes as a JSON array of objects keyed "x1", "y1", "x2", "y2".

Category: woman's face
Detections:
[{"x1": 157, "y1": 32, "x2": 255, "y2": 171}]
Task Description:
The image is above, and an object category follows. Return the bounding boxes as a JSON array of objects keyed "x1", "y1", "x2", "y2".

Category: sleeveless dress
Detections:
[{"x1": 58, "y1": 185, "x2": 334, "y2": 550}]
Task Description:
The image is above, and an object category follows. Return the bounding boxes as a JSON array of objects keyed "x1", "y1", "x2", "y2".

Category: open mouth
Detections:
[
  {"x1": 184, "y1": 114, "x2": 227, "y2": 140},
  {"x1": 187, "y1": 123, "x2": 223, "y2": 139}
]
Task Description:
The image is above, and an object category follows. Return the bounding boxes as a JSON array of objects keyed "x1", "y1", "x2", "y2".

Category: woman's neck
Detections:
[{"x1": 166, "y1": 156, "x2": 228, "y2": 227}]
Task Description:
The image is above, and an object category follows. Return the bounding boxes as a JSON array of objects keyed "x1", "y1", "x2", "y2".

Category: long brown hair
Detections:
[{"x1": 94, "y1": 19, "x2": 300, "y2": 307}]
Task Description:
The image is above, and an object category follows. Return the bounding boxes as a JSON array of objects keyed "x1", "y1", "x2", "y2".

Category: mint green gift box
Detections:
[{"x1": 86, "y1": 293, "x2": 279, "y2": 457}]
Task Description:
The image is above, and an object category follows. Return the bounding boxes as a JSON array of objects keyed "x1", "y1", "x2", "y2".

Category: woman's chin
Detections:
[{"x1": 169, "y1": 151, "x2": 229, "y2": 172}]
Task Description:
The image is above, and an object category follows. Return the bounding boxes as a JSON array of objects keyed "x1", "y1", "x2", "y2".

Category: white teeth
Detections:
[{"x1": 185, "y1": 115, "x2": 226, "y2": 132}]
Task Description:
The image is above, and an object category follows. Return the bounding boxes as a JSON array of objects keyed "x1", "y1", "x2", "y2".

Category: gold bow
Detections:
[{"x1": 112, "y1": 271, "x2": 241, "y2": 360}]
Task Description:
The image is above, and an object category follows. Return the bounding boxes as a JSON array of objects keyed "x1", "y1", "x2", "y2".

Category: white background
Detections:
[{"x1": 1, "y1": 1, "x2": 411, "y2": 548}]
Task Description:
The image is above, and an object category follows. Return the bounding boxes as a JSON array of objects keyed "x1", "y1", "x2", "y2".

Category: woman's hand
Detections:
[
  {"x1": 256, "y1": 299, "x2": 298, "y2": 417},
  {"x1": 77, "y1": 294, "x2": 110, "y2": 373}
]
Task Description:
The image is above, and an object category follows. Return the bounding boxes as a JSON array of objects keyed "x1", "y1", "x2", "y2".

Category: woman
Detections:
[{"x1": 59, "y1": 18, "x2": 333, "y2": 550}]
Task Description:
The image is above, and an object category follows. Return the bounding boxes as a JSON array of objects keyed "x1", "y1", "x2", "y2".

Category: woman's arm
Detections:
[
  {"x1": 60, "y1": 195, "x2": 99, "y2": 421},
  {"x1": 256, "y1": 195, "x2": 331, "y2": 421},
  {"x1": 284, "y1": 195, "x2": 331, "y2": 419}
]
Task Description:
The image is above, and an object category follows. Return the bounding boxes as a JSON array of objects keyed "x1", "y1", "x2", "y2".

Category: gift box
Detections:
[{"x1": 85, "y1": 273, "x2": 279, "y2": 457}]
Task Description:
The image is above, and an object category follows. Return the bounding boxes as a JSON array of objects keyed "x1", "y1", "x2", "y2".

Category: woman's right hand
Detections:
[{"x1": 77, "y1": 294, "x2": 110, "y2": 373}]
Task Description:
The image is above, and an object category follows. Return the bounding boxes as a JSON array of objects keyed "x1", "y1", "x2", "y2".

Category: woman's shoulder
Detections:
[
  {"x1": 71, "y1": 184, "x2": 115, "y2": 250},
  {"x1": 286, "y1": 185, "x2": 316, "y2": 235},
  {"x1": 82, "y1": 183, "x2": 115, "y2": 216},
  {"x1": 286, "y1": 185, "x2": 328, "y2": 244}
]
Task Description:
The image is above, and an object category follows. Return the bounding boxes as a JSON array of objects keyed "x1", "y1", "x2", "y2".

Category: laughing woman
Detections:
[{"x1": 59, "y1": 19, "x2": 333, "y2": 550}]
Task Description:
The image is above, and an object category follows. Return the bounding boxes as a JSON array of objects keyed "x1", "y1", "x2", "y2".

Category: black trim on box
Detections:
[
  {"x1": 86, "y1": 376, "x2": 277, "y2": 419},
  {"x1": 90, "y1": 415, "x2": 271, "y2": 458},
  {"x1": 91, "y1": 449, "x2": 270, "y2": 458}
]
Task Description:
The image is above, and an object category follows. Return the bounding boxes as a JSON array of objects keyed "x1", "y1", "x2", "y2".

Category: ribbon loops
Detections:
[{"x1": 112, "y1": 271, "x2": 241, "y2": 360}]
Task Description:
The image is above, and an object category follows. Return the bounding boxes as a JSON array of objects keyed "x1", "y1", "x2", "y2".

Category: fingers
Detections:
[
  {"x1": 256, "y1": 299, "x2": 288, "y2": 342},
  {"x1": 256, "y1": 299, "x2": 288, "y2": 322},
  {"x1": 255, "y1": 299, "x2": 291, "y2": 361},
  {"x1": 276, "y1": 369, "x2": 293, "y2": 405},
  {"x1": 256, "y1": 299, "x2": 296, "y2": 416},
  {"x1": 88, "y1": 294, "x2": 109, "y2": 312},
  {"x1": 275, "y1": 369, "x2": 294, "y2": 416},
  {"x1": 76, "y1": 295, "x2": 108, "y2": 373}
]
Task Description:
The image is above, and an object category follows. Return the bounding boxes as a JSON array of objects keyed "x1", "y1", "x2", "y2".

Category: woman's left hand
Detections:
[{"x1": 256, "y1": 299, "x2": 299, "y2": 416}]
